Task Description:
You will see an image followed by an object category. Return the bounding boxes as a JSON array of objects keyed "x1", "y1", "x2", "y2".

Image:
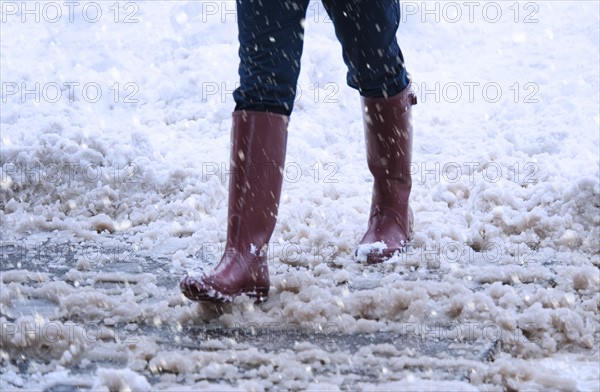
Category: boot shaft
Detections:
[
  {"x1": 361, "y1": 89, "x2": 416, "y2": 183},
  {"x1": 226, "y1": 111, "x2": 289, "y2": 253},
  {"x1": 356, "y1": 88, "x2": 417, "y2": 262}
]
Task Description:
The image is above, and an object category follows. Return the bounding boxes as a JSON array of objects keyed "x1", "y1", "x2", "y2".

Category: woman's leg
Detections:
[
  {"x1": 321, "y1": 0, "x2": 410, "y2": 98},
  {"x1": 322, "y1": 0, "x2": 417, "y2": 263},
  {"x1": 233, "y1": 0, "x2": 311, "y2": 115},
  {"x1": 181, "y1": 1, "x2": 310, "y2": 302}
]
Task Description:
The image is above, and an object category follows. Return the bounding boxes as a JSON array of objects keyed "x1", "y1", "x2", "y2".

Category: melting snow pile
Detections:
[{"x1": 1, "y1": 1, "x2": 599, "y2": 390}]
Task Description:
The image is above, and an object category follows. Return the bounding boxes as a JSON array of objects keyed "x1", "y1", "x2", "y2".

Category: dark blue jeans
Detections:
[{"x1": 233, "y1": 0, "x2": 410, "y2": 116}]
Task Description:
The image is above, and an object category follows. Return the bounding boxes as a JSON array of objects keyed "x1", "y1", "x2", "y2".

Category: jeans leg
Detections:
[
  {"x1": 321, "y1": 0, "x2": 410, "y2": 98},
  {"x1": 233, "y1": 0, "x2": 310, "y2": 115}
]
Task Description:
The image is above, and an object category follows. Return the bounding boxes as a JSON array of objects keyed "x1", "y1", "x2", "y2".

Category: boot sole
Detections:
[{"x1": 181, "y1": 283, "x2": 269, "y2": 304}]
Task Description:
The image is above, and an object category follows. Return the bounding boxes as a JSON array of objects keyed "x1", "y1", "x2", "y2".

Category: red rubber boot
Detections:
[
  {"x1": 180, "y1": 111, "x2": 288, "y2": 302},
  {"x1": 355, "y1": 88, "x2": 417, "y2": 264}
]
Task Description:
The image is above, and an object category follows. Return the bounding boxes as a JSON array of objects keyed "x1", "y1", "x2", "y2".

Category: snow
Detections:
[
  {"x1": 1, "y1": 0, "x2": 599, "y2": 390},
  {"x1": 354, "y1": 241, "x2": 388, "y2": 263}
]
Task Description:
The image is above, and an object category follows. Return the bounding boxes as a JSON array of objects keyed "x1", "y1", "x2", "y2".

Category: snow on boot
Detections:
[
  {"x1": 355, "y1": 87, "x2": 417, "y2": 264},
  {"x1": 180, "y1": 111, "x2": 288, "y2": 302}
]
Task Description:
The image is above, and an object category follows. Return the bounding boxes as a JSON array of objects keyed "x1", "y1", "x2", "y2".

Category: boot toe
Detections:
[
  {"x1": 355, "y1": 241, "x2": 408, "y2": 264},
  {"x1": 180, "y1": 275, "x2": 221, "y2": 302}
]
